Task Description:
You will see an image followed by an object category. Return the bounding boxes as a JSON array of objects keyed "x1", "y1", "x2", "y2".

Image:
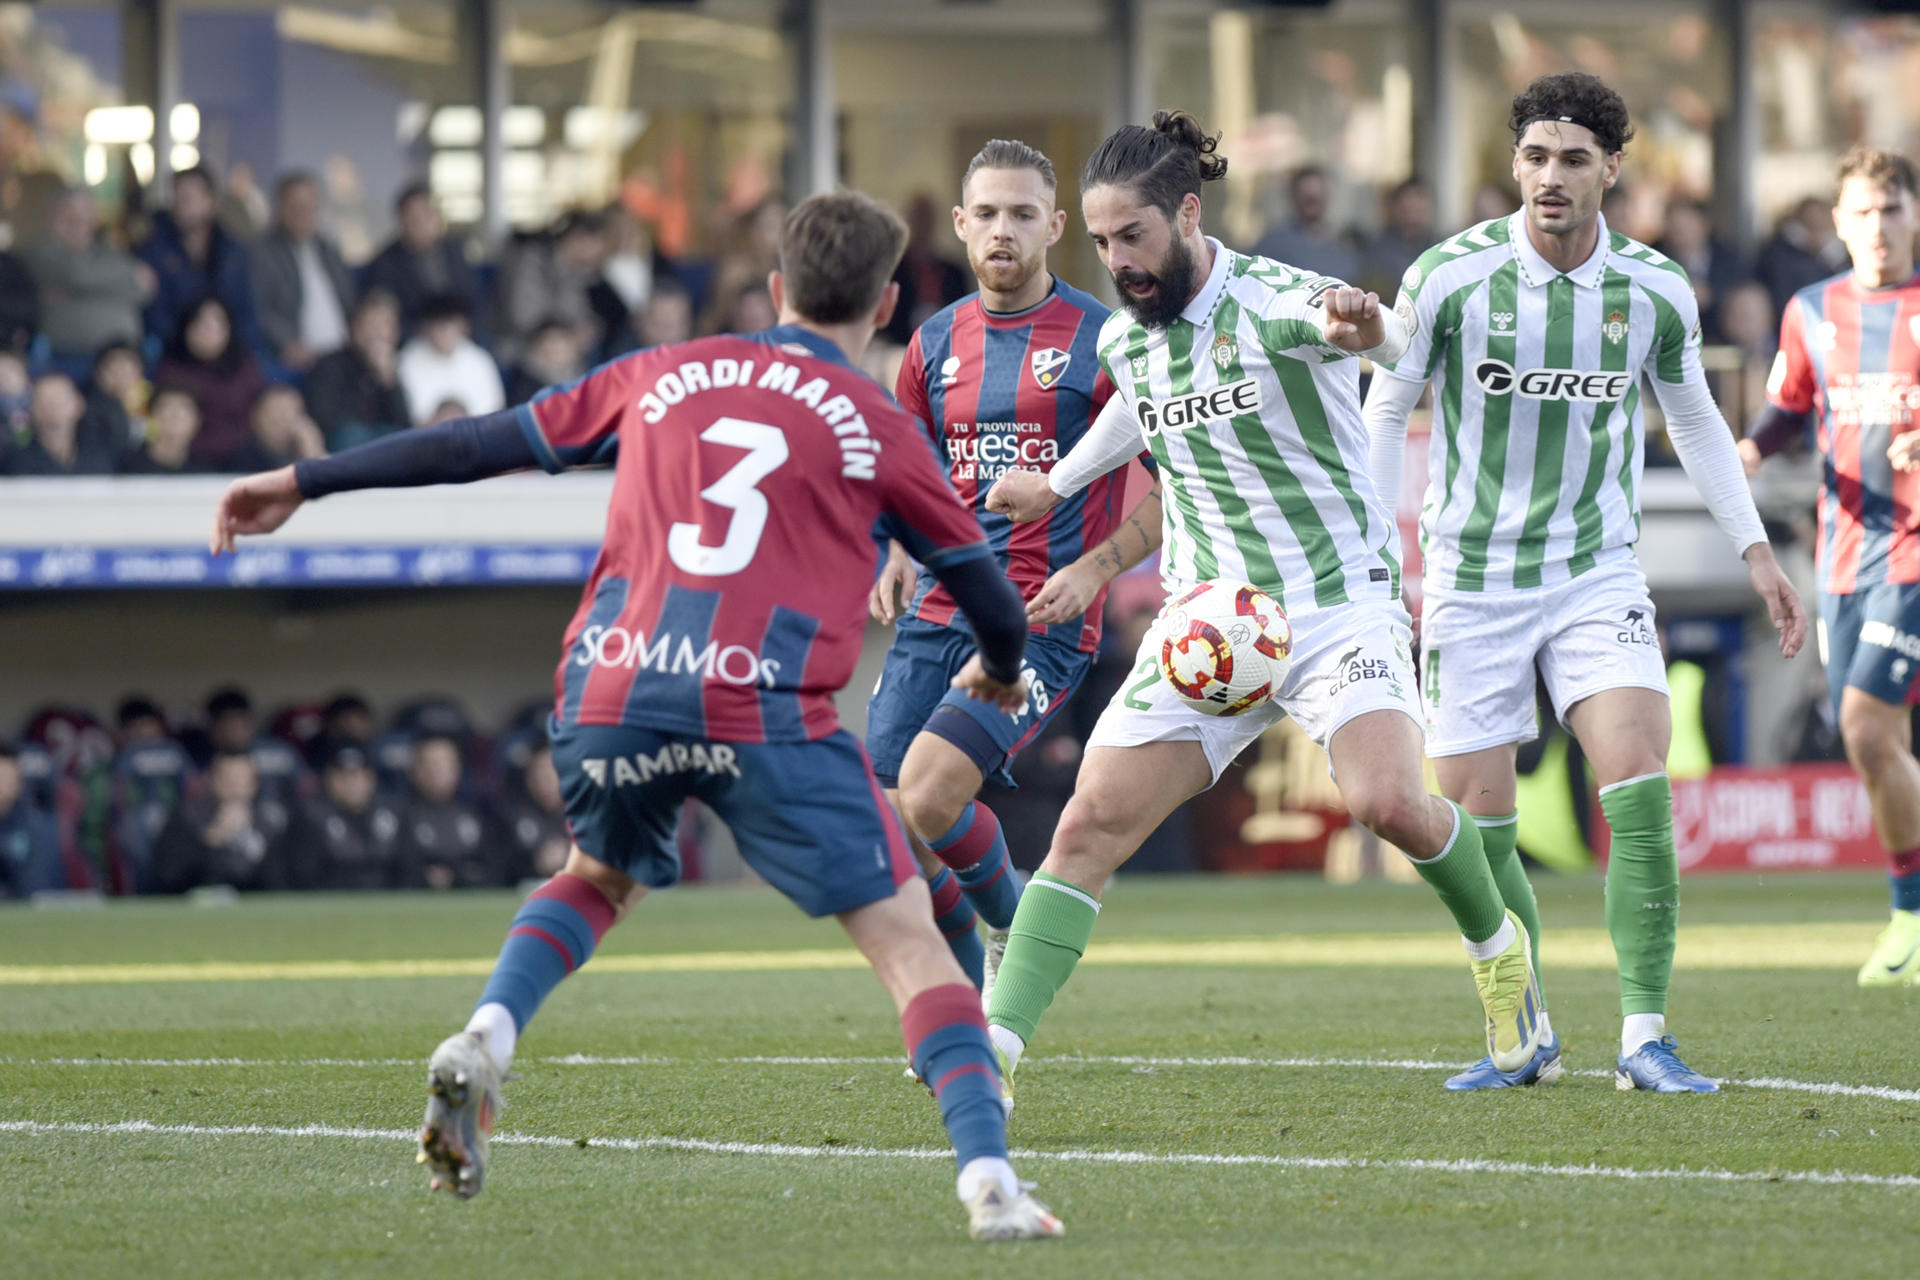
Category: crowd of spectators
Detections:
[
  {"x1": 0, "y1": 688, "x2": 585, "y2": 898},
  {"x1": 0, "y1": 166, "x2": 827, "y2": 477},
  {"x1": 2, "y1": 155, "x2": 1869, "y2": 486}
]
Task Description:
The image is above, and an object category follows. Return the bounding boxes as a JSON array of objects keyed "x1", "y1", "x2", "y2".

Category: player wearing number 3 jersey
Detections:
[
  {"x1": 977, "y1": 111, "x2": 1545, "y2": 1109},
  {"x1": 1365, "y1": 73, "x2": 1806, "y2": 1092},
  {"x1": 208, "y1": 191, "x2": 1066, "y2": 1241}
]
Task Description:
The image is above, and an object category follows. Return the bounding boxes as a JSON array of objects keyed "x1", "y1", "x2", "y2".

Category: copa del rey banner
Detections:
[{"x1": 1592, "y1": 764, "x2": 1885, "y2": 873}]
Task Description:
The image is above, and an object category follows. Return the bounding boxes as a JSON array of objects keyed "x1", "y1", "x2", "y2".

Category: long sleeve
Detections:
[
  {"x1": 1048, "y1": 393, "x2": 1148, "y2": 499},
  {"x1": 1362, "y1": 372, "x2": 1425, "y2": 521},
  {"x1": 1652, "y1": 369, "x2": 1769, "y2": 556}
]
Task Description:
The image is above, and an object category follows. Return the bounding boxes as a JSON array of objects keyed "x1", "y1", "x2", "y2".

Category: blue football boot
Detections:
[
  {"x1": 1444, "y1": 1030, "x2": 1564, "y2": 1091},
  {"x1": 1615, "y1": 1034, "x2": 1719, "y2": 1093}
]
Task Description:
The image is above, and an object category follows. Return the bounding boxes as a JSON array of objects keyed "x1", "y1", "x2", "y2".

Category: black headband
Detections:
[{"x1": 1517, "y1": 114, "x2": 1612, "y2": 148}]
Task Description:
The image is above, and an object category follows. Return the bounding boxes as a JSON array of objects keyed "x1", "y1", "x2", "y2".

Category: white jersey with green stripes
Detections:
[
  {"x1": 1379, "y1": 210, "x2": 1704, "y2": 593},
  {"x1": 1097, "y1": 238, "x2": 1399, "y2": 617}
]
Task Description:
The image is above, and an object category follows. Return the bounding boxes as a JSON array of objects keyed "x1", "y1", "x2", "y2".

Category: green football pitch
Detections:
[{"x1": 2, "y1": 873, "x2": 1913, "y2": 1279}]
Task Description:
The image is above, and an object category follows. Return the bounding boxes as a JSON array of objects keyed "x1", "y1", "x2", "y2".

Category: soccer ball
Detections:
[{"x1": 1156, "y1": 580, "x2": 1292, "y2": 716}]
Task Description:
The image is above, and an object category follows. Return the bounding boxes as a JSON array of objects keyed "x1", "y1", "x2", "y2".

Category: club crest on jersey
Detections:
[
  {"x1": 1603, "y1": 310, "x2": 1630, "y2": 345},
  {"x1": 1030, "y1": 347, "x2": 1071, "y2": 391},
  {"x1": 940, "y1": 355, "x2": 962, "y2": 388},
  {"x1": 1211, "y1": 331, "x2": 1239, "y2": 371}
]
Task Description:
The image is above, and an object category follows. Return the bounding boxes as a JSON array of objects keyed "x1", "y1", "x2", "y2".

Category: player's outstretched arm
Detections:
[
  {"x1": 988, "y1": 394, "x2": 1145, "y2": 524},
  {"x1": 1361, "y1": 373, "x2": 1424, "y2": 521},
  {"x1": 210, "y1": 409, "x2": 543, "y2": 554},
  {"x1": 1742, "y1": 403, "x2": 1812, "y2": 476},
  {"x1": 1654, "y1": 373, "x2": 1806, "y2": 658},
  {"x1": 1027, "y1": 481, "x2": 1164, "y2": 626},
  {"x1": 211, "y1": 466, "x2": 305, "y2": 554}
]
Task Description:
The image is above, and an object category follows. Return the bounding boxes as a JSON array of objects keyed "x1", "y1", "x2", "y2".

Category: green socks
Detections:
[
  {"x1": 1477, "y1": 811, "x2": 1543, "y2": 999},
  {"x1": 985, "y1": 871, "x2": 1101, "y2": 1046},
  {"x1": 1599, "y1": 773, "x2": 1678, "y2": 1016},
  {"x1": 1408, "y1": 801, "x2": 1507, "y2": 943}
]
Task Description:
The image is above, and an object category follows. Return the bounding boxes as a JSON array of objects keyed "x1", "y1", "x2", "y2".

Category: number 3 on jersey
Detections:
[{"x1": 667, "y1": 418, "x2": 790, "y2": 577}]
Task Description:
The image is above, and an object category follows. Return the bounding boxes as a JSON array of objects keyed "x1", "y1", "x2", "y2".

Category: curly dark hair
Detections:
[
  {"x1": 1081, "y1": 109, "x2": 1228, "y2": 217},
  {"x1": 1508, "y1": 72, "x2": 1633, "y2": 155}
]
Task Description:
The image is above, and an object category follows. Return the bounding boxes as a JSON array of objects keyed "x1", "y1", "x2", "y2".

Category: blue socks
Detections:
[
  {"x1": 929, "y1": 801, "x2": 1023, "y2": 931},
  {"x1": 475, "y1": 874, "x2": 616, "y2": 1033},
  {"x1": 927, "y1": 867, "x2": 985, "y2": 988},
  {"x1": 902, "y1": 983, "x2": 1009, "y2": 1169}
]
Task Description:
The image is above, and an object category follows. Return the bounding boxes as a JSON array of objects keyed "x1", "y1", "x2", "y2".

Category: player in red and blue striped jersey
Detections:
[
  {"x1": 210, "y1": 191, "x2": 1063, "y2": 1240},
  {"x1": 1743, "y1": 147, "x2": 1920, "y2": 987},
  {"x1": 868, "y1": 140, "x2": 1162, "y2": 997}
]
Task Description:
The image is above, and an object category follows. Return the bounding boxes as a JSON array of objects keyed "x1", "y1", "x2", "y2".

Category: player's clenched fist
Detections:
[
  {"x1": 984, "y1": 468, "x2": 1062, "y2": 524},
  {"x1": 1889, "y1": 431, "x2": 1920, "y2": 475},
  {"x1": 950, "y1": 653, "x2": 1029, "y2": 715},
  {"x1": 210, "y1": 466, "x2": 306, "y2": 555},
  {"x1": 1321, "y1": 286, "x2": 1385, "y2": 352}
]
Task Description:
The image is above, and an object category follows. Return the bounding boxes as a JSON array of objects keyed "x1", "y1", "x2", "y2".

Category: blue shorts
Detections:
[
  {"x1": 549, "y1": 722, "x2": 916, "y2": 918},
  {"x1": 865, "y1": 621, "x2": 1090, "y2": 789},
  {"x1": 1818, "y1": 581, "x2": 1920, "y2": 713}
]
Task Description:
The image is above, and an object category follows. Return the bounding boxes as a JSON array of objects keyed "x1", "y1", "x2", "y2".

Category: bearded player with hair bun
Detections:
[{"x1": 982, "y1": 109, "x2": 1542, "y2": 1110}]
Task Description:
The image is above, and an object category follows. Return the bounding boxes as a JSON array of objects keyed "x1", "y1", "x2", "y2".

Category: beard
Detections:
[
  {"x1": 1112, "y1": 235, "x2": 1200, "y2": 329},
  {"x1": 969, "y1": 243, "x2": 1046, "y2": 299}
]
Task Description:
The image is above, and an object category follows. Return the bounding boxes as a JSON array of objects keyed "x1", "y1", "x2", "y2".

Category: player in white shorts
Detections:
[
  {"x1": 977, "y1": 110, "x2": 1545, "y2": 1108},
  {"x1": 1093, "y1": 584, "x2": 1416, "y2": 785},
  {"x1": 1365, "y1": 72, "x2": 1805, "y2": 1093}
]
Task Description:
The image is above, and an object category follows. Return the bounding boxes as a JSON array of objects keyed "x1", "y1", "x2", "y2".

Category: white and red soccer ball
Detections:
[{"x1": 1156, "y1": 580, "x2": 1292, "y2": 717}]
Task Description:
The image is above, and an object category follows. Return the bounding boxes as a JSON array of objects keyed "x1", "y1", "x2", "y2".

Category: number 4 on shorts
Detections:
[{"x1": 1424, "y1": 648, "x2": 1441, "y2": 708}]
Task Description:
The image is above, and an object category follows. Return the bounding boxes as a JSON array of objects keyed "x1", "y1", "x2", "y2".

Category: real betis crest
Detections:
[
  {"x1": 1212, "y1": 330, "x2": 1238, "y2": 370},
  {"x1": 1603, "y1": 310, "x2": 1631, "y2": 345}
]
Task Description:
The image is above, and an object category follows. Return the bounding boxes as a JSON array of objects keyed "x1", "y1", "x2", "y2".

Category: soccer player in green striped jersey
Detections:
[
  {"x1": 979, "y1": 111, "x2": 1544, "y2": 1104},
  {"x1": 1365, "y1": 73, "x2": 1807, "y2": 1092}
]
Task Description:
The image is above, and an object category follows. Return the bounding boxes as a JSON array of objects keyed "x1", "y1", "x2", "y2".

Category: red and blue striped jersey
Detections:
[
  {"x1": 896, "y1": 279, "x2": 1124, "y2": 653},
  {"x1": 519, "y1": 326, "x2": 993, "y2": 743},
  {"x1": 1771, "y1": 270, "x2": 1920, "y2": 593}
]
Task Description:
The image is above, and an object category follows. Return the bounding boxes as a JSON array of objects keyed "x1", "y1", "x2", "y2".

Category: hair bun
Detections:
[{"x1": 1150, "y1": 110, "x2": 1228, "y2": 182}]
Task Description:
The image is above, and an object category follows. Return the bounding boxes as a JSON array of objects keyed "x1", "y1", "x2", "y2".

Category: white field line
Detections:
[
  {"x1": 11, "y1": 1052, "x2": 1920, "y2": 1104},
  {"x1": 0, "y1": 1117, "x2": 1914, "y2": 1190}
]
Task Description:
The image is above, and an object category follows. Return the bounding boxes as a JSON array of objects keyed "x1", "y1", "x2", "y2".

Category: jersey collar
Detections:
[
  {"x1": 1179, "y1": 237, "x2": 1233, "y2": 327},
  {"x1": 1509, "y1": 210, "x2": 1610, "y2": 290},
  {"x1": 758, "y1": 324, "x2": 853, "y2": 368},
  {"x1": 977, "y1": 276, "x2": 1061, "y2": 328}
]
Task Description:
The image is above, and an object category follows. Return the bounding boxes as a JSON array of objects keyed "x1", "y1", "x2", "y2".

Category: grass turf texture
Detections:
[{"x1": 2, "y1": 874, "x2": 1913, "y2": 1279}]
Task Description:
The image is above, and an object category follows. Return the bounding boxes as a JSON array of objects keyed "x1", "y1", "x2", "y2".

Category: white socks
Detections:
[
  {"x1": 1461, "y1": 915, "x2": 1518, "y2": 963},
  {"x1": 957, "y1": 1156, "x2": 1020, "y2": 1203},
  {"x1": 988, "y1": 1024, "x2": 1026, "y2": 1073},
  {"x1": 465, "y1": 1002, "x2": 519, "y2": 1071},
  {"x1": 1621, "y1": 1012, "x2": 1665, "y2": 1056}
]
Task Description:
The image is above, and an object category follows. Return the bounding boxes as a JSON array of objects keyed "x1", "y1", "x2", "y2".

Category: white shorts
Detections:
[
  {"x1": 1418, "y1": 555, "x2": 1669, "y2": 758},
  {"x1": 1087, "y1": 599, "x2": 1420, "y2": 785}
]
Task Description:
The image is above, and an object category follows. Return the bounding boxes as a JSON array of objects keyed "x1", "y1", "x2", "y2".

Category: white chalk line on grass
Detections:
[
  {"x1": 12, "y1": 1052, "x2": 1920, "y2": 1105},
  {"x1": 0, "y1": 1117, "x2": 1914, "y2": 1191}
]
